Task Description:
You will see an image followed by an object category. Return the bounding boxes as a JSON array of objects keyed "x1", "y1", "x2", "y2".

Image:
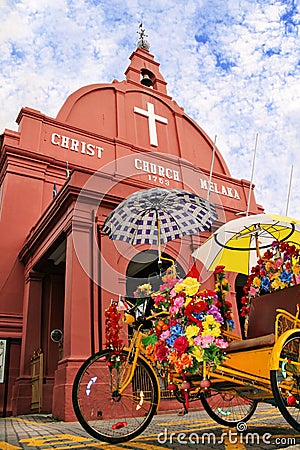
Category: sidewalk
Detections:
[{"x1": 1, "y1": 404, "x2": 300, "y2": 450}]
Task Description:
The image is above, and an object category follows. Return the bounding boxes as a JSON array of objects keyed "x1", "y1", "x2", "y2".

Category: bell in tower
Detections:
[{"x1": 141, "y1": 71, "x2": 153, "y2": 87}]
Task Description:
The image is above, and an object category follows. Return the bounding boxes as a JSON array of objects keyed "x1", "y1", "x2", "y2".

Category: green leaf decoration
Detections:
[{"x1": 142, "y1": 334, "x2": 157, "y2": 346}]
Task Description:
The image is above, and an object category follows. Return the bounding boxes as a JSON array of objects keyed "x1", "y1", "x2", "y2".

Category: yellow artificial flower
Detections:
[
  {"x1": 210, "y1": 326, "x2": 222, "y2": 337},
  {"x1": 252, "y1": 277, "x2": 261, "y2": 287},
  {"x1": 188, "y1": 337, "x2": 194, "y2": 346},
  {"x1": 202, "y1": 315, "x2": 221, "y2": 337},
  {"x1": 175, "y1": 277, "x2": 200, "y2": 297},
  {"x1": 202, "y1": 324, "x2": 221, "y2": 337},
  {"x1": 191, "y1": 346, "x2": 204, "y2": 362},
  {"x1": 138, "y1": 283, "x2": 152, "y2": 294},
  {"x1": 265, "y1": 261, "x2": 275, "y2": 271},
  {"x1": 215, "y1": 282, "x2": 221, "y2": 291},
  {"x1": 203, "y1": 314, "x2": 217, "y2": 326},
  {"x1": 186, "y1": 324, "x2": 200, "y2": 340},
  {"x1": 174, "y1": 281, "x2": 184, "y2": 293},
  {"x1": 293, "y1": 264, "x2": 300, "y2": 275},
  {"x1": 271, "y1": 277, "x2": 286, "y2": 290}
]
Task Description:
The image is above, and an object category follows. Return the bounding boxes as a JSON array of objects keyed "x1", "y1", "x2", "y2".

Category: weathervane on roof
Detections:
[{"x1": 137, "y1": 23, "x2": 150, "y2": 50}]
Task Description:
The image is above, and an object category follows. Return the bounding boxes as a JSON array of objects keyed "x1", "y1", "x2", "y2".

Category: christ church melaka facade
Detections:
[{"x1": 0, "y1": 42, "x2": 263, "y2": 420}]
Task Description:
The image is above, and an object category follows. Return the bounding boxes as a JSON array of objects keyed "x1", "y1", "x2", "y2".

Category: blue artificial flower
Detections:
[
  {"x1": 261, "y1": 276, "x2": 271, "y2": 292},
  {"x1": 170, "y1": 324, "x2": 183, "y2": 336},
  {"x1": 166, "y1": 335, "x2": 177, "y2": 347},
  {"x1": 226, "y1": 319, "x2": 235, "y2": 329},
  {"x1": 193, "y1": 312, "x2": 205, "y2": 321},
  {"x1": 279, "y1": 270, "x2": 293, "y2": 284}
]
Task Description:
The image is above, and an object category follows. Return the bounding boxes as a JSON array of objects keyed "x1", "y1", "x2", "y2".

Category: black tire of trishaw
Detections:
[
  {"x1": 72, "y1": 349, "x2": 159, "y2": 443},
  {"x1": 270, "y1": 331, "x2": 300, "y2": 432},
  {"x1": 200, "y1": 390, "x2": 258, "y2": 427}
]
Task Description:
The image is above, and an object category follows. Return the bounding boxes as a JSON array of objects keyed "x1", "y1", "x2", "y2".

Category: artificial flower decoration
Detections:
[
  {"x1": 134, "y1": 282, "x2": 153, "y2": 298},
  {"x1": 241, "y1": 241, "x2": 300, "y2": 318},
  {"x1": 105, "y1": 301, "x2": 123, "y2": 351},
  {"x1": 142, "y1": 268, "x2": 234, "y2": 375}
]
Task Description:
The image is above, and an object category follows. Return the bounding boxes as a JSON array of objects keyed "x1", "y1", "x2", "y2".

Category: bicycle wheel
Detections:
[
  {"x1": 200, "y1": 388, "x2": 257, "y2": 426},
  {"x1": 72, "y1": 349, "x2": 159, "y2": 443},
  {"x1": 270, "y1": 331, "x2": 300, "y2": 431}
]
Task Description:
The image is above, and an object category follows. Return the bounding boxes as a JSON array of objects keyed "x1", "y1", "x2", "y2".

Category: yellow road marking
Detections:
[
  {"x1": 127, "y1": 443, "x2": 170, "y2": 449},
  {"x1": 0, "y1": 444, "x2": 22, "y2": 450},
  {"x1": 156, "y1": 416, "x2": 214, "y2": 426},
  {"x1": 224, "y1": 435, "x2": 246, "y2": 450},
  {"x1": 42, "y1": 445, "x2": 110, "y2": 449},
  {"x1": 5, "y1": 418, "x2": 51, "y2": 427},
  {"x1": 155, "y1": 407, "x2": 282, "y2": 427},
  {"x1": 20, "y1": 434, "x2": 92, "y2": 446}
]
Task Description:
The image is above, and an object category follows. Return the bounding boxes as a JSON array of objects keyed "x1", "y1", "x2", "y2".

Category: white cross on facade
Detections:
[{"x1": 134, "y1": 102, "x2": 168, "y2": 147}]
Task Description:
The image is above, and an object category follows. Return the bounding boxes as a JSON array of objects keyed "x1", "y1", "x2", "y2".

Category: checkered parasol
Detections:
[{"x1": 102, "y1": 188, "x2": 218, "y2": 256}]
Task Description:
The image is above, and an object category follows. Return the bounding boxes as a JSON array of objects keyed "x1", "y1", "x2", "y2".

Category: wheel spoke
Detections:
[
  {"x1": 72, "y1": 349, "x2": 159, "y2": 443},
  {"x1": 201, "y1": 389, "x2": 257, "y2": 426},
  {"x1": 271, "y1": 332, "x2": 300, "y2": 431}
]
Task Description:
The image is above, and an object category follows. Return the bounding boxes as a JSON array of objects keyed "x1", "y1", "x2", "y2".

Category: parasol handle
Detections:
[
  {"x1": 255, "y1": 233, "x2": 261, "y2": 259},
  {"x1": 157, "y1": 216, "x2": 162, "y2": 268}
]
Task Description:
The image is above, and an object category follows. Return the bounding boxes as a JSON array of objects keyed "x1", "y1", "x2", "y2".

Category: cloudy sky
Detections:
[{"x1": 1, "y1": 0, "x2": 300, "y2": 217}]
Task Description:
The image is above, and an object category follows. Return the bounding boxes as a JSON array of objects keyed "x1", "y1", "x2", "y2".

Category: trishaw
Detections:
[
  {"x1": 72, "y1": 280, "x2": 300, "y2": 443},
  {"x1": 72, "y1": 188, "x2": 300, "y2": 443}
]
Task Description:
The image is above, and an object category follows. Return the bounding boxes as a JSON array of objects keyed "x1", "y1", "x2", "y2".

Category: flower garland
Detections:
[
  {"x1": 105, "y1": 301, "x2": 123, "y2": 351},
  {"x1": 214, "y1": 265, "x2": 234, "y2": 330},
  {"x1": 241, "y1": 241, "x2": 300, "y2": 318},
  {"x1": 142, "y1": 267, "x2": 234, "y2": 375}
]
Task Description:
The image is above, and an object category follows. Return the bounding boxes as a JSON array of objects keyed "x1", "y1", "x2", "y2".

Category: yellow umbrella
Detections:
[{"x1": 192, "y1": 213, "x2": 300, "y2": 275}]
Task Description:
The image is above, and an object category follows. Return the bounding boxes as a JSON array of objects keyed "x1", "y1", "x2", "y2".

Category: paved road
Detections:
[{"x1": 0, "y1": 403, "x2": 299, "y2": 449}]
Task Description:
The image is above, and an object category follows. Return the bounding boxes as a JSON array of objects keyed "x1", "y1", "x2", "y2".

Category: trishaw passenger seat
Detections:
[
  {"x1": 247, "y1": 284, "x2": 300, "y2": 338},
  {"x1": 227, "y1": 284, "x2": 300, "y2": 353},
  {"x1": 227, "y1": 333, "x2": 275, "y2": 352}
]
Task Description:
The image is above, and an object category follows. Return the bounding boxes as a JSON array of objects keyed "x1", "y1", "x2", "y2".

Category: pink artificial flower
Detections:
[
  {"x1": 249, "y1": 286, "x2": 258, "y2": 296},
  {"x1": 170, "y1": 306, "x2": 177, "y2": 314},
  {"x1": 160, "y1": 330, "x2": 171, "y2": 341},
  {"x1": 170, "y1": 288, "x2": 177, "y2": 299},
  {"x1": 174, "y1": 296, "x2": 185, "y2": 308},
  {"x1": 215, "y1": 338, "x2": 229, "y2": 349},
  {"x1": 170, "y1": 296, "x2": 185, "y2": 314},
  {"x1": 194, "y1": 335, "x2": 214, "y2": 348},
  {"x1": 275, "y1": 258, "x2": 283, "y2": 269}
]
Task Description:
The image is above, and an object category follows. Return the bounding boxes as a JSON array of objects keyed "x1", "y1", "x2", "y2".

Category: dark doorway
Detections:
[{"x1": 126, "y1": 250, "x2": 184, "y2": 299}]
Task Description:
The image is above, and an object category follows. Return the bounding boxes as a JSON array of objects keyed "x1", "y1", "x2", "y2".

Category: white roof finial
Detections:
[{"x1": 137, "y1": 23, "x2": 150, "y2": 50}]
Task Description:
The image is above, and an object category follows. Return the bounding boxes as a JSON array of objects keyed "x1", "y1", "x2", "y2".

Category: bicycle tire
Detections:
[
  {"x1": 72, "y1": 349, "x2": 159, "y2": 443},
  {"x1": 200, "y1": 389, "x2": 257, "y2": 426},
  {"x1": 270, "y1": 331, "x2": 300, "y2": 432}
]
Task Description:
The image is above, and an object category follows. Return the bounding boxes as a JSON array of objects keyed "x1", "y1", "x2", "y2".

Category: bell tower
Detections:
[{"x1": 124, "y1": 24, "x2": 168, "y2": 95}]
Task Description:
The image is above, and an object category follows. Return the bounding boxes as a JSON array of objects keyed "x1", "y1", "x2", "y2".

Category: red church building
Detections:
[{"x1": 0, "y1": 37, "x2": 263, "y2": 420}]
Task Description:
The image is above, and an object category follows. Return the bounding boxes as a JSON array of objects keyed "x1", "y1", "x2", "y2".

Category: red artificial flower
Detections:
[
  {"x1": 185, "y1": 299, "x2": 207, "y2": 324},
  {"x1": 173, "y1": 336, "x2": 189, "y2": 355},
  {"x1": 156, "y1": 343, "x2": 169, "y2": 362},
  {"x1": 214, "y1": 265, "x2": 225, "y2": 274}
]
